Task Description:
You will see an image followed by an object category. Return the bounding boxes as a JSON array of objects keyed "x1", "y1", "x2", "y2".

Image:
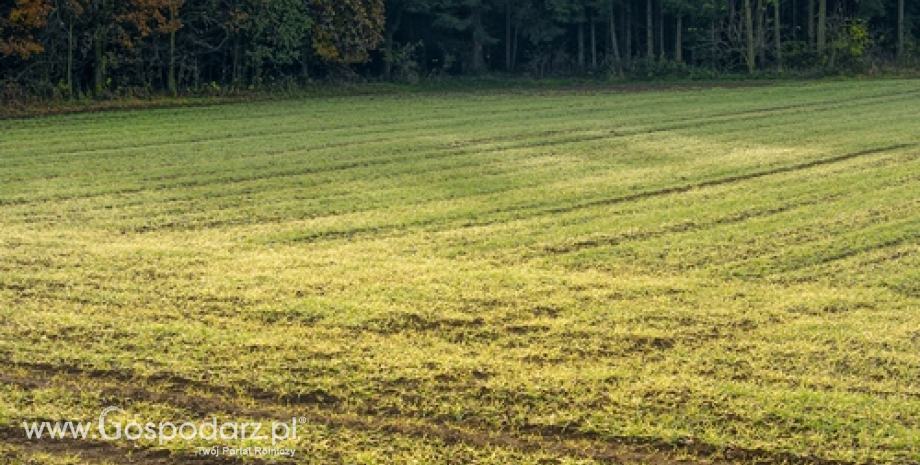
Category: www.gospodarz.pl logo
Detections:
[{"x1": 22, "y1": 406, "x2": 303, "y2": 450}]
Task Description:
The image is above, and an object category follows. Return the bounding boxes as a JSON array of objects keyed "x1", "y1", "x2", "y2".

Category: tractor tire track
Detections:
[
  {"x1": 0, "y1": 426, "x2": 275, "y2": 465},
  {"x1": 257, "y1": 143, "x2": 916, "y2": 244},
  {"x1": 4, "y1": 86, "x2": 917, "y2": 176},
  {"x1": 0, "y1": 362, "x2": 869, "y2": 465},
  {"x1": 0, "y1": 82, "x2": 775, "y2": 155},
  {"x1": 5, "y1": 90, "x2": 916, "y2": 216},
  {"x1": 541, "y1": 143, "x2": 916, "y2": 215}
]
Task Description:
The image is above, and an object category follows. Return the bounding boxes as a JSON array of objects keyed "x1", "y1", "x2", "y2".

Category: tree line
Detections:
[{"x1": 1, "y1": 0, "x2": 915, "y2": 98}]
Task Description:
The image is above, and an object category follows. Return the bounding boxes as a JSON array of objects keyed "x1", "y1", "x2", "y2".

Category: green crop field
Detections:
[{"x1": 1, "y1": 80, "x2": 919, "y2": 465}]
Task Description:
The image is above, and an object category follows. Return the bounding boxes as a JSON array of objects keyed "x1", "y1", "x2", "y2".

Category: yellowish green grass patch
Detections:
[{"x1": 1, "y1": 80, "x2": 919, "y2": 464}]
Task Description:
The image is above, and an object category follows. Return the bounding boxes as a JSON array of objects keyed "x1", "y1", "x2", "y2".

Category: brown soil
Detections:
[
  {"x1": 0, "y1": 426, "x2": 272, "y2": 465},
  {"x1": 0, "y1": 363, "x2": 861, "y2": 465}
]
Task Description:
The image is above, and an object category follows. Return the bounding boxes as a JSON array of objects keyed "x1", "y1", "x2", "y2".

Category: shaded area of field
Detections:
[
  {"x1": 1, "y1": 81, "x2": 919, "y2": 464},
  {"x1": 0, "y1": 82, "x2": 772, "y2": 121}
]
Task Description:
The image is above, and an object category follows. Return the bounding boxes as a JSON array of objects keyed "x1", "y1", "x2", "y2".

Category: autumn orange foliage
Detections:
[
  {"x1": 0, "y1": 0, "x2": 52, "y2": 58},
  {"x1": 118, "y1": 0, "x2": 184, "y2": 38}
]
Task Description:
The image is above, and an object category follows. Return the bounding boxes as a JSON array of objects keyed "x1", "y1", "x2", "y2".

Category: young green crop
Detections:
[{"x1": 1, "y1": 80, "x2": 919, "y2": 465}]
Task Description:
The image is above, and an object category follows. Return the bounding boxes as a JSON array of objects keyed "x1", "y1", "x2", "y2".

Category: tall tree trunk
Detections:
[
  {"x1": 775, "y1": 0, "x2": 782, "y2": 71},
  {"x1": 383, "y1": 29, "x2": 394, "y2": 79},
  {"x1": 471, "y1": 5, "x2": 484, "y2": 73},
  {"x1": 67, "y1": 17, "x2": 74, "y2": 98},
  {"x1": 232, "y1": 36, "x2": 241, "y2": 85},
  {"x1": 383, "y1": 8, "x2": 402, "y2": 80},
  {"x1": 93, "y1": 27, "x2": 105, "y2": 97},
  {"x1": 505, "y1": 2, "x2": 512, "y2": 72},
  {"x1": 609, "y1": 2, "x2": 622, "y2": 73},
  {"x1": 252, "y1": 60, "x2": 261, "y2": 85},
  {"x1": 675, "y1": 15, "x2": 683, "y2": 63},
  {"x1": 744, "y1": 0, "x2": 755, "y2": 73},
  {"x1": 711, "y1": 0, "x2": 720, "y2": 69},
  {"x1": 729, "y1": 0, "x2": 736, "y2": 34},
  {"x1": 512, "y1": 24, "x2": 519, "y2": 70},
  {"x1": 168, "y1": 9, "x2": 177, "y2": 97},
  {"x1": 137, "y1": 42, "x2": 147, "y2": 90},
  {"x1": 807, "y1": 0, "x2": 814, "y2": 48},
  {"x1": 590, "y1": 12, "x2": 597, "y2": 69},
  {"x1": 756, "y1": 0, "x2": 765, "y2": 66},
  {"x1": 301, "y1": 45, "x2": 311, "y2": 80},
  {"x1": 898, "y1": 0, "x2": 905, "y2": 62},
  {"x1": 710, "y1": 13, "x2": 717, "y2": 68},
  {"x1": 816, "y1": 0, "x2": 826, "y2": 55},
  {"x1": 578, "y1": 21, "x2": 585, "y2": 69},
  {"x1": 658, "y1": 3, "x2": 665, "y2": 59},
  {"x1": 624, "y1": 1, "x2": 632, "y2": 66},
  {"x1": 646, "y1": 0, "x2": 654, "y2": 60}
]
